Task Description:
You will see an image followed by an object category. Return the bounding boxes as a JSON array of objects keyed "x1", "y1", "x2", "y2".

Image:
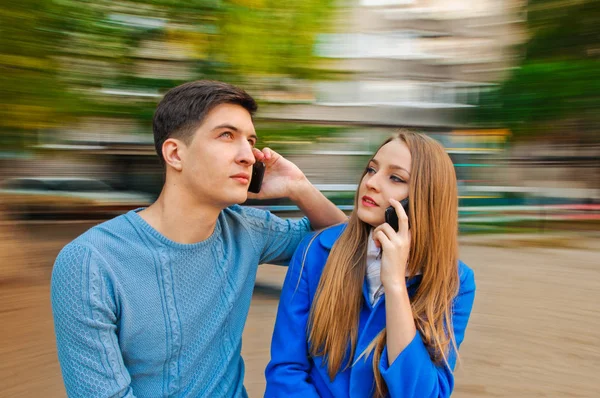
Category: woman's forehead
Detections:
[{"x1": 372, "y1": 140, "x2": 411, "y2": 172}]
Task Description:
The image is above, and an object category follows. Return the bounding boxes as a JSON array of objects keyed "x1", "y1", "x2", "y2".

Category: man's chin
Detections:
[{"x1": 224, "y1": 192, "x2": 248, "y2": 207}]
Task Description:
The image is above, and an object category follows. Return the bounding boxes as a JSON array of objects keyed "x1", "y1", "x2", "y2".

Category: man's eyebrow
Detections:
[
  {"x1": 212, "y1": 124, "x2": 258, "y2": 142},
  {"x1": 211, "y1": 123, "x2": 239, "y2": 132}
]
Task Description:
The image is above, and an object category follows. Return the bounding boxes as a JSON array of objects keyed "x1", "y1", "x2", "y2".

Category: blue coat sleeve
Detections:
[
  {"x1": 264, "y1": 234, "x2": 321, "y2": 397},
  {"x1": 379, "y1": 264, "x2": 476, "y2": 398},
  {"x1": 51, "y1": 243, "x2": 136, "y2": 398}
]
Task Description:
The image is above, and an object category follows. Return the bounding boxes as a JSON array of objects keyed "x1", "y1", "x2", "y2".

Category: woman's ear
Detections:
[{"x1": 162, "y1": 138, "x2": 184, "y2": 171}]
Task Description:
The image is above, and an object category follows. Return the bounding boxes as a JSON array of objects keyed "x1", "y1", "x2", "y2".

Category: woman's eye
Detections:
[
  {"x1": 391, "y1": 175, "x2": 405, "y2": 183},
  {"x1": 366, "y1": 167, "x2": 376, "y2": 174}
]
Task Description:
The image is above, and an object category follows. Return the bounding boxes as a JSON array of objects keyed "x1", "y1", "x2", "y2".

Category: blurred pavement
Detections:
[{"x1": 1, "y1": 219, "x2": 599, "y2": 397}]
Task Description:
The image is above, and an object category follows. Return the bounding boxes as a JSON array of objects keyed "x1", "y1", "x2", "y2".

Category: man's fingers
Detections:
[
  {"x1": 262, "y1": 147, "x2": 274, "y2": 161},
  {"x1": 252, "y1": 147, "x2": 265, "y2": 162}
]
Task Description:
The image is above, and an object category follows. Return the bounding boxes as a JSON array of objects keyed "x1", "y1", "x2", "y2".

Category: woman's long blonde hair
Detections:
[{"x1": 307, "y1": 130, "x2": 460, "y2": 397}]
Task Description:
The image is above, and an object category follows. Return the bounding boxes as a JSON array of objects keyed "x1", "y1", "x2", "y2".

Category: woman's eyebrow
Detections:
[
  {"x1": 372, "y1": 158, "x2": 410, "y2": 174},
  {"x1": 389, "y1": 164, "x2": 410, "y2": 174}
]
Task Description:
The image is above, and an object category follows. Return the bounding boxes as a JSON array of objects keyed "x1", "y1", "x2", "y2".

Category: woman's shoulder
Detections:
[
  {"x1": 316, "y1": 222, "x2": 347, "y2": 249},
  {"x1": 292, "y1": 223, "x2": 347, "y2": 276},
  {"x1": 457, "y1": 260, "x2": 476, "y2": 293}
]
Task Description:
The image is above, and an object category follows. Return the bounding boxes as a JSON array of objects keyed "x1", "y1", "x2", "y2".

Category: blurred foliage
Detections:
[
  {"x1": 217, "y1": 0, "x2": 336, "y2": 79},
  {"x1": 475, "y1": 0, "x2": 600, "y2": 142},
  {"x1": 0, "y1": 0, "x2": 336, "y2": 150},
  {"x1": 254, "y1": 123, "x2": 347, "y2": 152}
]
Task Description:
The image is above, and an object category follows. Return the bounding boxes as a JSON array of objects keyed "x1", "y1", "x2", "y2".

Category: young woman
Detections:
[{"x1": 265, "y1": 131, "x2": 476, "y2": 398}]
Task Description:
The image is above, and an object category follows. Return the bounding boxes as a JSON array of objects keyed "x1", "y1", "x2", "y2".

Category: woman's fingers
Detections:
[
  {"x1": 388, "y1": 198, "x2": 409, "y2": 236},
  {"x1": 373, "y1": 224, "x2": 395, "y2": 250}
]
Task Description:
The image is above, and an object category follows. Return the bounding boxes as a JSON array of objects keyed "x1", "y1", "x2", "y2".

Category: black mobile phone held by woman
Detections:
[
  {"x1": 248, "y1": 161, "x2": 266, "y2": 193},
  {"x1": 384, "y1": 197, "x2": 409, "y2": 232}
]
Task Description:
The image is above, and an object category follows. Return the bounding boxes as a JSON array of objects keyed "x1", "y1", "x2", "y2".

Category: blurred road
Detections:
[{"x1": 1, "y1": 219, "x2": 599, "y2": 397}]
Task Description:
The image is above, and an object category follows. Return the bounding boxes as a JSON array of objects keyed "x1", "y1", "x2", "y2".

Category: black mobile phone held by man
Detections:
[
  {"x1": 385, "y1": 197, "x2": 409, "y2": 232},
  {"x1": 248, "y1": 161, "x2": 265, "y2": 194}
]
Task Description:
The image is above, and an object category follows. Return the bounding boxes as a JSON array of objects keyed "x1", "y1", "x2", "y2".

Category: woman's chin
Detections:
[{"x1": 356, "y1": 210, "x2": 380, "y2": 229}]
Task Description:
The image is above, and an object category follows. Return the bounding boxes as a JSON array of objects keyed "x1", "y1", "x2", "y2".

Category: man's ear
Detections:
[{"x1": 162, "y1": 138, "x2": 185, "y2": 171}]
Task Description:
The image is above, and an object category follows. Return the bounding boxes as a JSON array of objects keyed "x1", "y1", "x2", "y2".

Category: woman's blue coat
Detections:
[{"x1": 265, "y1": 223, "x2": 476, "y2": 397}]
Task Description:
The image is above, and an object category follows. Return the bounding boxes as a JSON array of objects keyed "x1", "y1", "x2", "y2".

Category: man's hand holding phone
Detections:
[
  {"x1": 247, "y1": 161, "x2": 265, "y2": 194},
  {"x1": 247, "y1": 147, "x2": 308, "y2": 200}
]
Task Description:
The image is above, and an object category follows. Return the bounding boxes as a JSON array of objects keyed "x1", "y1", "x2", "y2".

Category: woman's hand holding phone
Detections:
[
  {"x1": 374, "y1": 198, "x2": 411, "y2": 289},
  {"x1": 384, "y1": 198, "x2": 409, "y2": 232}
]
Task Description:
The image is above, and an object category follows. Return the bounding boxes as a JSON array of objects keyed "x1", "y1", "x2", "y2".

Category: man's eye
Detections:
[{"x1": 220, "y1": 132, "x2": 234, "y2": 139}]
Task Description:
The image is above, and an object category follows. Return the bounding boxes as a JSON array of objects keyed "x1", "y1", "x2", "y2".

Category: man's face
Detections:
[{"x1": 179, "y1": 103, "x2": 257, "y2": 208}]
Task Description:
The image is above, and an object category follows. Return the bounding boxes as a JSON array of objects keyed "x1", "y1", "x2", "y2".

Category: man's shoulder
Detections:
[
  {"x1": 223, "y1": 204, "x2": 263, "y2": 218},
  {"x1": 72, "y1": 212, "x2": 135, "y2": 247},
  {"x1": 55, "y1": 212, "x2": 137, "y2": 264},
  {"x1": 221, "y1": 204, "x2": 279, "y2": 231}
]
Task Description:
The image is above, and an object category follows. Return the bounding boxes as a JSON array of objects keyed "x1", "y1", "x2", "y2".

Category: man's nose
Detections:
[{"x1": 236, "y1": 141, "x2": 256, "y2": 166}]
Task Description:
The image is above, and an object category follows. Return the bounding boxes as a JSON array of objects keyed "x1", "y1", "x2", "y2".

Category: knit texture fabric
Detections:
[{"x1": 51, "y1": 205, "x2": 311, "y2": 397}]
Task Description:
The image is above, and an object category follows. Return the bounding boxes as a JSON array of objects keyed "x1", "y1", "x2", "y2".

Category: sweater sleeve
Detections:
[
  {"x1": 241, "y1": 206, "x2": 312, "y2": 266},
  {"x1": 264, "y1": 234, "x2": 321, "y2": 397},
  {"x1": 51, "y1": 243, "x2": 136, "y2": 398},
  {"x1": 379, "y1": 264, "x2": 476, "y2": 398}
]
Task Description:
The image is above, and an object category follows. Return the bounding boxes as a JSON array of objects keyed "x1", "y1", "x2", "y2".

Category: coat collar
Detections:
[
  {"x1": 317, "y1": 223, "x2": 423, "y2": 289},
  {"x1": 317, "y1": 223, "x2": 347, "y2": 250}
]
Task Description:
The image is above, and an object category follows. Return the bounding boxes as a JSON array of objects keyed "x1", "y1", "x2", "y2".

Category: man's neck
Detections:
[{"x1": 138, "y1": 184, "x2": 223, "y2": 244}]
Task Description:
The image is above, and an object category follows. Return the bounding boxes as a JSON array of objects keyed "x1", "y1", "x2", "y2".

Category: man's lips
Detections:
[
  {"x1": 231, "y1": 173, "x2": 250, "y2": 184},
  {"x1": 361, "y1": 196, "x2": 378, "y2": 207}
]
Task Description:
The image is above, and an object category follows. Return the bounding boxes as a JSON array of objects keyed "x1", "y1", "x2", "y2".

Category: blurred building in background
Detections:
[
  {"x1": 256, "y1": 0, "x2": 524, "y2": 188},
  {"x1": 4, "y1": 0, "x2": 523, "y2": 189},
  {"x1": 271, "y1": 0, "x2": 523, "y2": 125},
  {"x1": 1, "y1": 0, "x2": 598, "y2": 222}
]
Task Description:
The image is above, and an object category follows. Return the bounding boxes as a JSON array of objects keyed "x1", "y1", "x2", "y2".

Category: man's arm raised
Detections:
[{"x1": 249, "y1": 147, "x2": 347, "y2": 230}]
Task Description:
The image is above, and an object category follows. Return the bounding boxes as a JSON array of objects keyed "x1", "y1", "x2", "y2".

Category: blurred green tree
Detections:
[
  {"x1": 0, "y1": 0, "x2": 336, "y2": 150},
  {"x1": 475, "y1": 0, "x2": 600, "y2": 143},
  {"x1": 0, "y1": 0, "x2": 75, "y2": 149}
]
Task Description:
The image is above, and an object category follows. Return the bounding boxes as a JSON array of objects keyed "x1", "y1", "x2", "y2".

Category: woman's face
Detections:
[{"x1": 356, "y1": 139, "x2": 412, "y2": 228}]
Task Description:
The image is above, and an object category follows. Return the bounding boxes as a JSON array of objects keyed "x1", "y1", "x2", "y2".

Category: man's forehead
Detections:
[{"x1": 202, "y1": 104, "x2": 256, "y2": 134}]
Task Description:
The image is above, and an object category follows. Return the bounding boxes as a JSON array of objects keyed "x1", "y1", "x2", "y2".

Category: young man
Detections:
[{"x1": 51, "y1": 80, "x2": 346, "y2": 397}]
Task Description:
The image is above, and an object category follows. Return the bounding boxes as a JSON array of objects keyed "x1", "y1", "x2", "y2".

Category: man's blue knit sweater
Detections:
[{"x1": 51, "y1": 205, "x2": 311, "y2": 397}]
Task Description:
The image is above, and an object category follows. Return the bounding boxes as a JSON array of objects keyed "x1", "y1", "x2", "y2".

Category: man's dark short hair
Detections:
[{"x1": 152, "y1": 80, "x2": 258, "y2": 165}]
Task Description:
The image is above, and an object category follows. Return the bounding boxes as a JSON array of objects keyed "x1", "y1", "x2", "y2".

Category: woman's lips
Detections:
[{"x1": 361, "y1": 196, "x2": 378, "y2": 207}]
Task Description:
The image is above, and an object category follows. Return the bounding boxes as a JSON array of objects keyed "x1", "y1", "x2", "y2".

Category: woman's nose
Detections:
[{"x1": 365, "y1": 175, "x2": 380, "y2": 192}]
